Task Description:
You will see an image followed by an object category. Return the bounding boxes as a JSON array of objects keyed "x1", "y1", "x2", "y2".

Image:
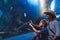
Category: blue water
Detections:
[{"x1": 4, "y1": 32, "x2": 35, "y2": 40}]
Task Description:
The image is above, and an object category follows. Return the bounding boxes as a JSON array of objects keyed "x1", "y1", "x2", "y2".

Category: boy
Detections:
[{"x1": 29, "y1": 19, "x2": 49, "y2": 40}]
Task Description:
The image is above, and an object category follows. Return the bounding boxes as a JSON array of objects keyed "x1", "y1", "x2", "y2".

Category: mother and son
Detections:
[{"x1": 29, "y1": 10, "x2": 60, "y2": 40}]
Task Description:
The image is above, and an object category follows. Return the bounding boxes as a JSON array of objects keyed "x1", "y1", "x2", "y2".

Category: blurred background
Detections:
[{"x1": 0, "y1": 0, "x2": 60, "y2": 40}]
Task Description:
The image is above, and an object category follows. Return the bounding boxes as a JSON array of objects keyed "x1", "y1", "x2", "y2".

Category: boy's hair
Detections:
[{"x1": 41, "y1": 19, "x2": 47, "y2": 27}]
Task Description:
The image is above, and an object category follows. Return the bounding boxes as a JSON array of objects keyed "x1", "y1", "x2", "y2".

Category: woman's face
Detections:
[{"x1": 46, "y1": 15, "x2": 52, "y2": 19}]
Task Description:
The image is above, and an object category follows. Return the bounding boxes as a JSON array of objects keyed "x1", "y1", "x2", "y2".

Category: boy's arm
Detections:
[
  {"x1": 29, "y1": 23, "x2": 40, "y2": 33},
  {"x1": 32, "y1": 24, "x2": 41, "y2": 30}
]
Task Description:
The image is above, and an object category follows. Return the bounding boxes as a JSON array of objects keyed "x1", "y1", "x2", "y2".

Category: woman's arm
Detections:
[
  {"x1": 53, "y1": 21, "x2": 60, "y2": 40},
  {"x1": 55, "y1": 21, "x2": 60, "y2": 36}
]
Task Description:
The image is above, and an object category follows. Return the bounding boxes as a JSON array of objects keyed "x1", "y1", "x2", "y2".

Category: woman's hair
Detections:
[{"x1": 41, "y1": 19, "x2": 47, "y2": 27}]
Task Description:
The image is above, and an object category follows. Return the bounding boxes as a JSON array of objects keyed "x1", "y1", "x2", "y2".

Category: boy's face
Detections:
[{"x1": 39, "y1": 20, "x2": 45, "y2": 27}]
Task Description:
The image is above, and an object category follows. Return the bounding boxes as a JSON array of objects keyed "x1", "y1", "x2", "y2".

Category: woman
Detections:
[
  {"x1": 29, "y1": 19, "x2": 49, "y2": 40},
  {"x1": 44, "y1": 10, "x2": 60, "y2": 40}
]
